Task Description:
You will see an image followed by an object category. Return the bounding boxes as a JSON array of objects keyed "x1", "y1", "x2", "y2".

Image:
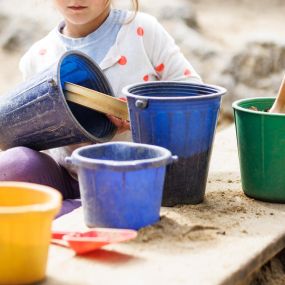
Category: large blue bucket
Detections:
[
  {"x1": 123, "y1": 82, "x2": 226, "y2": 206},
  {"x1": 0, "y1": 51, "x2": 116, "y2": 150},
  {"x1": 66, "y1": 142, "x2": 176, "y2": 230}
]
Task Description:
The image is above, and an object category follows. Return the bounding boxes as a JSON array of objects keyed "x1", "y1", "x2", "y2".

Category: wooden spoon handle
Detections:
[
  {"x1": 64, "y1": 82, "x2": 129, "y2": 120},
  {"x1": 269, "y1": 76, "x2": 285, "y2": 113}
]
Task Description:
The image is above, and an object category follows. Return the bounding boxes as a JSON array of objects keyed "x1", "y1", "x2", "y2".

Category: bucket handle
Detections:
[
  {"x1": 168, "y1": 155, "x2": 178, "y2": 164},
  {"x1": 135, "y1": 99, "x2": 148, "y2": 109},
  {"x1": 65, "y1": 157, "x2": 73, "y2": 165}
]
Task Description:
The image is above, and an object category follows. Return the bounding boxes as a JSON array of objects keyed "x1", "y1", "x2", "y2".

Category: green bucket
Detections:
[{"x1": 233, "y1": 97, "x2": 285, "y2": 202}]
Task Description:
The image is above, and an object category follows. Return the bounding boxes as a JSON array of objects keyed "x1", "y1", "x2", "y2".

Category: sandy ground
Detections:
[
  {"x1": 0, "y1": 51, "x2": 22, "y2": 94},
  {"x1": 49, "y1": 126, "x2": 285, "y2": 285}
]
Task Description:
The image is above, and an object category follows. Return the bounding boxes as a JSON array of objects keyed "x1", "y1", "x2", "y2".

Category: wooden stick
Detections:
[
  {"x1": 269, "y1": 76, "x2": 285, "y2": 113},
  {"x1": 64, "y1": 82, "x2": 129, "y2": 120}
]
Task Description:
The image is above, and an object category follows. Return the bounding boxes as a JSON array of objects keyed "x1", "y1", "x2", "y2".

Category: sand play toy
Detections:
[
  {"x1": 66, "y1": 142, "x2": 177, "y2": 230},
  {"x1": 123, "y1": 82, "x2": 226, "y2": 206},
  {"x1": 0, "y1": 182, "x2": 61, "y2": 285},
  {"x1": 0, "y1": 51, "x2": 117, "y2": 151},
  {"x1": 233, "y1": 97, "x2": 285, "y2": 202},
  {"x1": 51, "y1": 228, "x2": 137, "y2": 255}
]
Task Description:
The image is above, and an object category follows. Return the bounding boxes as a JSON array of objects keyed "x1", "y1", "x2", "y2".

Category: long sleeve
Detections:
[{"x1": 142, "y1": 15, "x2": 202, "y2": 83}]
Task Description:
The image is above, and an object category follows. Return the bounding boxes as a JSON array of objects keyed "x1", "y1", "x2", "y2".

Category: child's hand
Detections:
[
  {"x1": 107, "y1": 115, "x2": 130, "y2": 134},
  {"x1": 106, "y1": 97, "x2": 130, "y2": 134}
]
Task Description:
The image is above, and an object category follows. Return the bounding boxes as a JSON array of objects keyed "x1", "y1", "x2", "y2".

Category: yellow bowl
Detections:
[{"x1": 0, "y1": 182, "x2": 62, "y2": 285}]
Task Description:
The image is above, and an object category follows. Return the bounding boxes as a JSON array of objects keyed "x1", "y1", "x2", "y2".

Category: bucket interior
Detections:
[
  {"x1": 78, "y1": 144, "x2": 165, "y2": 162},
  {"x1": 235, "y1": 98, "x2": 274, "y2": 111},
  {"x1": 58, "y1": 53, "x2": 115, "y2": 139},
  {"x1": 0, "y1": 187, "x2": 51, "y2": 207},
  {"x1": 128, "y1": 82, "x2": 222, "y2": 98}
]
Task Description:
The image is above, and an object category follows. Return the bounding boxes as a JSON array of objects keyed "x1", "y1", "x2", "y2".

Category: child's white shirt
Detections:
[{"x1": 19, "y1": 10, "x2": 202, "y2": 176}]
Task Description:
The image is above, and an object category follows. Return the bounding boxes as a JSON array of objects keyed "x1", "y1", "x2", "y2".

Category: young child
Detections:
[{"x1": 0, "y1": 0, "x2": 202, "y2": 216}]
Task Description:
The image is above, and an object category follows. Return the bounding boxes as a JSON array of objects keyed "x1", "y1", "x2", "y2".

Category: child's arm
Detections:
[{"x1": 142, "y1": 14, "x2": 202, "y2": 83}]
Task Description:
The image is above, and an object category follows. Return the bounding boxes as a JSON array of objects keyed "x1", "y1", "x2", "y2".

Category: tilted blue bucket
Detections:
[
  {"x1": 123, "y1": 82, "x2": 226, "y2": 206},
  {"x1": 66, "y1": 142, "x2": 176, "y2": 230},
  {"x1": 0, "y1": 51, "x2": 116, "y2": 150}
]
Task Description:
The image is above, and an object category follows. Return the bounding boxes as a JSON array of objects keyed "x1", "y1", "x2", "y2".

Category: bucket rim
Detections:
[
  {"x1": 56, "y1": 50, "x2": 116, "y2": 143},
  {"x1": 70, "y1": 141, "x2": 173, "y2": 170},
  {"x1": 232, "y1": 97, "x2": 285, "y2": 117},
  {"x1": 122, "y1": 81, "x2": 227, "y2": 100},
  {"x1": 0, "y1": 182, "x2": 62, "y2": 215}
]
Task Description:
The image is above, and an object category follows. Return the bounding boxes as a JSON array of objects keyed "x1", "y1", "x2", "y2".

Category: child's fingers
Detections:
[
  {"x1": 106, "y1": 114, "x2": 130, "y2": 133},
  {"x1": 107, "y1": 114, "x2": 126, "y2": 126},
  {"x1": 106, "y1": 115, "x2": 121, "y2": 126},
  {"x1": 121, "y1": 119, "x2": 130, "y2": 130}
]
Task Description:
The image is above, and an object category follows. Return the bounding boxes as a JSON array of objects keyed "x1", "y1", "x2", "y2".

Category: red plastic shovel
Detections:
[{"x1": 51, "y1": 228, "x2": 137, "y2": 254}]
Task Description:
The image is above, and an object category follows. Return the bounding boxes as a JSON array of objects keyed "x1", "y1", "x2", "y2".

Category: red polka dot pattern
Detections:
[
  {"x1": 118, "y1": 56, "x2": 127, "y2": 65},
  {"x1": 184, "y1": 69, "x2": 191, "y2": 76},
  {"x1": 155, "y1": 63, "x2": 165, "y2": 72},
  {"x1": 143, "y1": 75, "x2": 149, "y2": 81},
  {"x1": 39, "y1": 48, "x2": 47, "y2": 56},
  {"x1": 137, "y1": 27, "x2": 144, "y2": 36}
]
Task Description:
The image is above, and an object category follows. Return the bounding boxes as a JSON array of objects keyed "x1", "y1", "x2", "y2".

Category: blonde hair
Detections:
[
  {"x1": 127, "y1": 0, "x2": 139, "y2": 22},
  {"x1": 108, "y1": 0, "x2": 139, "y2": 23},
  {"x1": 108, "y1": 0, "x2": 139, "y2": 11},
  {"x1": 132, "y1": 0, "x2": 139, "y2": 12}
]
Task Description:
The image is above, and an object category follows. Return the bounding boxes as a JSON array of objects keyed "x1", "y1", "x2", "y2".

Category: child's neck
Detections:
[{"x1": 63, "y1": 8, "x2": 110, "y2": 38}]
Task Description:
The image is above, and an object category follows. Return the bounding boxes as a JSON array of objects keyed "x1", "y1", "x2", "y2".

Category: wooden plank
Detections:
[
  {"x1": 64, "y1": 82, "x2": 129, "y2": 120},
  {"x1": 44, "y1": 125, "x2": 285, "y2": 285}
]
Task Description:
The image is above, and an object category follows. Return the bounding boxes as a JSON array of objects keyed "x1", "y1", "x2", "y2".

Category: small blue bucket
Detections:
[
  {"x1": 0, "y1": 51, "x2": 116, "y2": 150},
  {"x1": 123, "y1": 81, "x2": 226, "y2": 206},
  {"x1": 65, "y1": 142, "x2": 177, "y2": 230}
]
